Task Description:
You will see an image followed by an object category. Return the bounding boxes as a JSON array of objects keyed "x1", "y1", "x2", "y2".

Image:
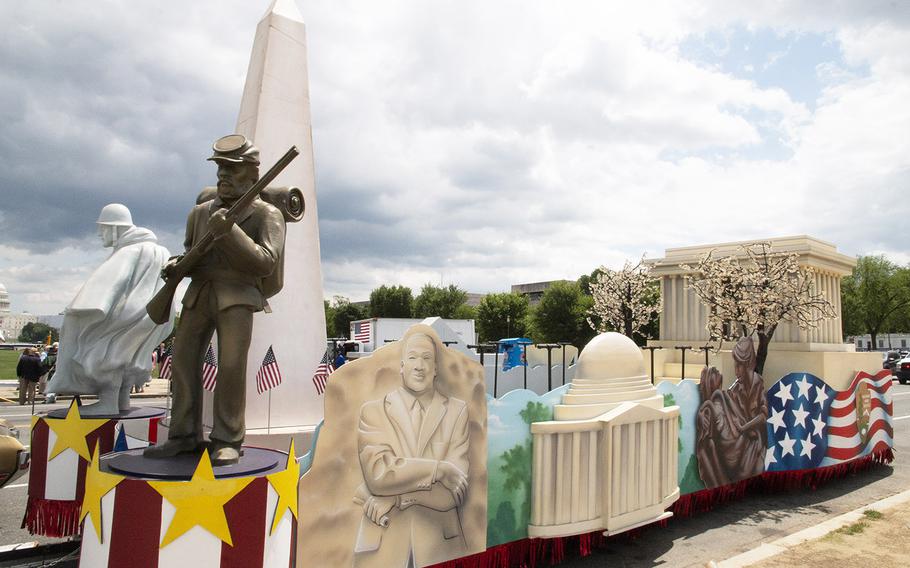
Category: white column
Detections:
[
  {"x1": 681, "y1": 279, "x2": 689, "y2": 341},
  {"x1": 834, "y1": 275, "x2": 843, "y2": 343},
  {"x1": 825, "y1": 274, "x2": 834, "y2": 343},
  {"x1": 670, "y1": 276, "x2": 678, "y2": 341},
  {"x1": 810, "y1": 273, "x2": 820, "y2": 343}
]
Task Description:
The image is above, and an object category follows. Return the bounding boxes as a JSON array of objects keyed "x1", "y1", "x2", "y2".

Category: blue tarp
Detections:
[{"x1": 498, "y1": 338, "x2": 533, "y2": 371}]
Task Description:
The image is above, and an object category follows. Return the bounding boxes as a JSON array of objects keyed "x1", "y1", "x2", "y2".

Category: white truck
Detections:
[{"x1": 347, "y1": 317, "x2": 477, "y2": 355}]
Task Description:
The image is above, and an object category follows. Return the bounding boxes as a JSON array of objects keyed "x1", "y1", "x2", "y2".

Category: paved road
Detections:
[{"x1": 0, "y1": 386, "x2": 907, "y2": 565}]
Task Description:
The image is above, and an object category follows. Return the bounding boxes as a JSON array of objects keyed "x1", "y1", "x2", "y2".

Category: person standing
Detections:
[
  {"x1": 144, "y1": 134, "x2": 286, "y2": 466},
  {"x1": 44, "y1": 343, "x2": 58, "y2": 404},
  {"x1": 16, "y1": 348, "x2": 44, "y2": 406}
]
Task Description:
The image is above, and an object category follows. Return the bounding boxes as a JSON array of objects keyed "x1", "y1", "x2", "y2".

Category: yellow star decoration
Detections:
[
  {"x1": 80, "y1": 441, "x2": 123, "y2": 542},
  {"x1": 266, "y1": 440, "x2": 300, "y2": 535},
  {"x1": 46, "y1": 401, "x2": 110, "y2": 461},
  {"x1": 149, "y1": 451, "x2": 254, "y2": 548}
]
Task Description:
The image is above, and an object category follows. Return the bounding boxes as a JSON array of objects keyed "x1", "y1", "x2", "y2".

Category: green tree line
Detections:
[
  {"x1": 841, "y1": 255, "x2": 910, "y2": 349},
  {"x1": 326, "y1": 272, "x2": 662, "y2": 349}
]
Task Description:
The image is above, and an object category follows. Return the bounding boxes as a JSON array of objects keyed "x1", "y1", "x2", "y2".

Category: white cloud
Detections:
[{"x1": 1, "y1": 0, "x2": 908, "y2": 313}]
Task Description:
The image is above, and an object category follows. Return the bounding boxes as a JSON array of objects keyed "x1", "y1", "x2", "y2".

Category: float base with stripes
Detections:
[
  {"x1": 23, "y1": 403, "x2": 165, "y2": 537},
  {"x1": 78, "y1": 447, "x2": 297, "y2": 568}
]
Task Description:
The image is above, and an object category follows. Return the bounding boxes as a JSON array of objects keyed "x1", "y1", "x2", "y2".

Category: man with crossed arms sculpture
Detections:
[{"x1": 354, "y1": 329, "x2": 470, "y2": 568}]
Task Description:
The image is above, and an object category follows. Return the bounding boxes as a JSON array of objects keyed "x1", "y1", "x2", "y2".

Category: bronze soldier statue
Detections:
[{"x1": 145, "y1": 134, "x2": 287, "y2": 465}]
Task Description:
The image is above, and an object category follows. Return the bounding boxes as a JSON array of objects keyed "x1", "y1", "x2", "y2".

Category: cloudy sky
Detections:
[{"x1": 1, "y1": 0, "x2": 908, "y2": 315}]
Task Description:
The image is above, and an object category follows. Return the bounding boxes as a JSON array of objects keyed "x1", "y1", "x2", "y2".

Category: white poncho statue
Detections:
[{"x1": 49, "y1": 204, "x2": 174, "y2": 415}]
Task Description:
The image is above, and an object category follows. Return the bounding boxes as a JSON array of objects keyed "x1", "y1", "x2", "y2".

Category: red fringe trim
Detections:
[
  {"x1": 430, "y1": 447, "x2": 894, "y2": 568},
  {"x1": 671, "y1": 447, "x2": 895, "y2": 520},
  {"x1": 21, "y1": 496, "x2": 82, "y2": 537}
]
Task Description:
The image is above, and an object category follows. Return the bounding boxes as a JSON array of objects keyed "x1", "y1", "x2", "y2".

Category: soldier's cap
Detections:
[{"x1": 207, "y1": 134, "x2": 260, "y2": 166}]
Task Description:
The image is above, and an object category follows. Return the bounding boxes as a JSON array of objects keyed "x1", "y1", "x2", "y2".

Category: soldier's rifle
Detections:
[{"x1": 146, "y1": 145, "x2": 300, "y2": 324}]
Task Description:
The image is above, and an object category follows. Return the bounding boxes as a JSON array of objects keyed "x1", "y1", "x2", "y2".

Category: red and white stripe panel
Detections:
[
  {"x1": 28, "y1": 418, "x2": 116, "y2": 503},
  {"x1": 79, "y1": 478, "x2": 297, "y2": 568},
  {"x1": 25, "y1": 414, "x2": 162, "y2": 537},
  {"x1": 822, "y1": 369, "x2": 894, "y2": 465}
]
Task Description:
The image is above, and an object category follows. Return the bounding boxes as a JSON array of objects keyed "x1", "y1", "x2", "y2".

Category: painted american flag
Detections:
[
  {"x1": 202, "y1": 344, "x2": 218, "y2": 392},
  {"x1": 158, "y1": 346, "x2": 172, "y2": 381},
  {"x1": 765, "y1": 372, "x2": 835, "y2": 471},
  {"x1": 255, "y1": 345, "x2": 283, "y2": 394},
  {"x1": 821, "y1": 369, "x2": 894, "y2": 465},
  {"x1": 352, "y1": 320, "x2": 372, "y2": 343},
  {"x1": 311, "y1": 348, "x2": 335, "y2": 396}
]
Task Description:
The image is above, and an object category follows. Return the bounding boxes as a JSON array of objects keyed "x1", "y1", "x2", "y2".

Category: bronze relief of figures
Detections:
[{"x1": 695, "y1": 337, "x2": 769, "y2": 489}]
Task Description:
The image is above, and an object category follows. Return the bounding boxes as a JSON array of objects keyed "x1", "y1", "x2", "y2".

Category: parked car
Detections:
[
  {"x1": 894, "y1": 355, "x2": 910, "y2": 385},
  {"x1": 0, "y1": 418, "x2": 29, "y2": 489},
  {"x1": 883, "y1": 351, "x2": 903, "y2": 372}
]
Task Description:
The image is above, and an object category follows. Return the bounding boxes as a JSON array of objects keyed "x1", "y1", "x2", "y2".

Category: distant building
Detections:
[
  {"x1": 511, "y1": 280, "x2": 570, "y2": 305},
  {"x1": 0, "y1": 282, "x2": 44, "y2": 343},
  {"x1": 0, "y1": 282, "x2": 10, "y2": 314},
  {"x1": 0, "y1": 312, "x2": 38, "y2": 343},
  {"x1": 849, "y1": 333, "x2": 910, "y2": 351}
]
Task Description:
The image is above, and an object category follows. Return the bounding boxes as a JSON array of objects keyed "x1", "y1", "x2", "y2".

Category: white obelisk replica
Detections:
[{"x1": 219, "y1": 0, "x2": 327, "y2": 434}]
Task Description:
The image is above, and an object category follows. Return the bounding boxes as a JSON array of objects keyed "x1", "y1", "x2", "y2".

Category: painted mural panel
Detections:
[
  {"x1": 657, "y1": 379, "x2": 704, "y2": 494},
  {"x1": 694, "y1": 338, "x2": 768, "y2": 489},
  {"x1": 485, "y1": 385, "x2": 568, "y2": 547},
  {"x1": 765, "y1": 369, "x2": 893, "y2": 470}
]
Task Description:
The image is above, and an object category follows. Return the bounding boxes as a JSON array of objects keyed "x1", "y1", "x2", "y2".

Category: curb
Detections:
[{"x1": 713, "y1": 487, "x2": 910, "y2": 567}]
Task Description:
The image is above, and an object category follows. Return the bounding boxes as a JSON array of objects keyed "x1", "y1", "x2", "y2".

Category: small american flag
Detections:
[
  {"x1": 202, "y1": 344, "x2": 218, "y2": 391},
  {"x1": 311, "y1": 349, "x2": 335, "y2": 396},
  {"x1": 159, "y1": 346, "x2": 172, "y2": 381},
  {"x1": 256, "y1": 345, "x2": 283, "y2": 394},
  {"x1": 353, "y1": 320, "x2": 372, "y2": 343}
]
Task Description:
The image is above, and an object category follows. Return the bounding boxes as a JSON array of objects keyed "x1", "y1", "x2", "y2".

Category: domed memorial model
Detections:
[
  {"x1": 529, "y1": 332, "x2": 680, "y2": 539},
  {"x1": 552, "y1": 332, "x2": 664, "y2": 421},
  {"x1": 48, "y1": 204, "x2": 174, "y2": 415}
]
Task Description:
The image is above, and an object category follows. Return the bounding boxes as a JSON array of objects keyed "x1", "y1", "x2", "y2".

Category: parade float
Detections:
[{"x1": 16, "y1": 2, "x2": 894, "y2": 567}]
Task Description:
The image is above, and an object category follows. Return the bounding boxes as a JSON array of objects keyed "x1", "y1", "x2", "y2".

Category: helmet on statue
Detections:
[{"x1": 96, "y1": 203, "x2": 134, "y2": 227}]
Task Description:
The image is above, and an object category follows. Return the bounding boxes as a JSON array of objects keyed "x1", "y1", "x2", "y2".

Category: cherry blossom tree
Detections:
[
  {"x1": 586, "y1": 258, "x2": 661, "y2": 341},
  {"x1": 682, "y1": 242, "x2": 835, "y2": 374}
]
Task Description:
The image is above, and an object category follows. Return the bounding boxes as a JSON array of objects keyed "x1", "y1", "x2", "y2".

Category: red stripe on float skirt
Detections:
[
  {"x1": 28, "y1": 419, "x2": 49, "y2": 500},
  {"x1": 221, "y1": 477, "x2": 267, "y2": 567},
  {"x1": 109, "y1": 479, "x2": 163, "y2": 568}
]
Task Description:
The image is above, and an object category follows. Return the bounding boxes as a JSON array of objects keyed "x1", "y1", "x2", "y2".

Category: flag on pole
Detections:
[
  {"x1": 202, "y1": 344, "x2": 218, "y2": 391},
  {"x1": 352, "y1": 320, "x2": 372, "y2": 343},
  {"x1": 158, "y1": 346, "x2": 172, "y2": 381},
  {"x1": 311, "y1": 349, "x2": 335, "y2": 396},
  {"x1": 256, "y1": 345, "x2": 283, "y2": 394}
]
